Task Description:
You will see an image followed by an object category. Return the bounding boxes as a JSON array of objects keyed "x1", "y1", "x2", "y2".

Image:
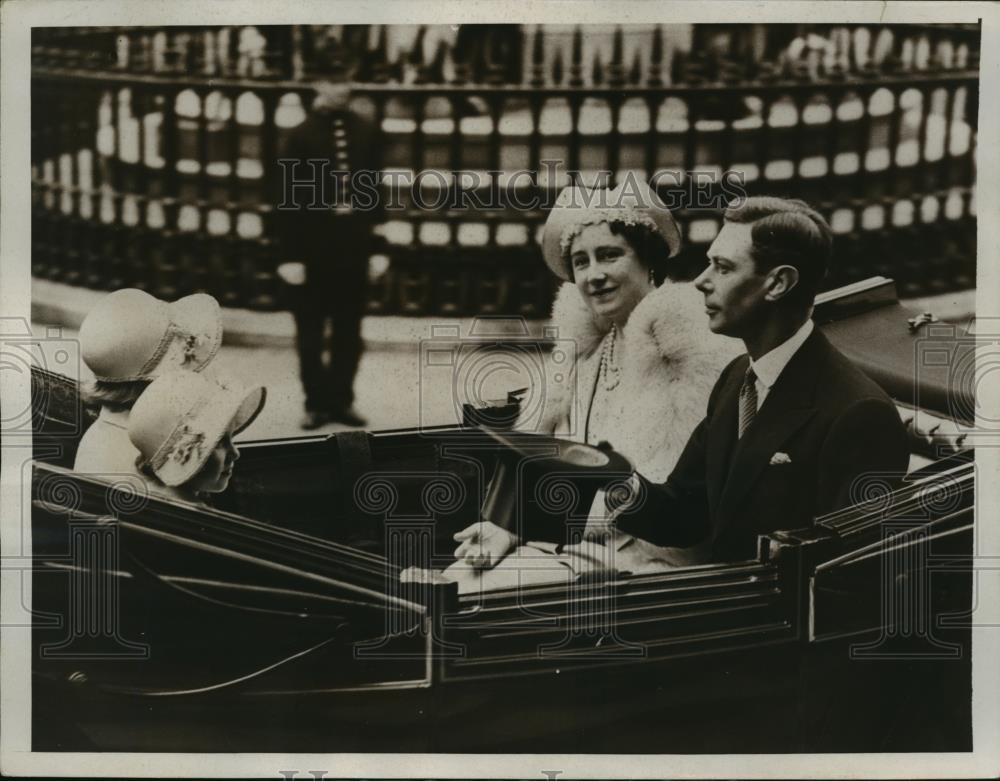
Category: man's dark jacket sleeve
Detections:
[
  {"x1": 613, "y1": 355, "x2": 911, "y2": 551},
  {"x1": 614, "y1": 357, "x2": 741, "y2": 547}
]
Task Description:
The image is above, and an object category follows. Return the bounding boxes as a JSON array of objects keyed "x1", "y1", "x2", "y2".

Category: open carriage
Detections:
[{"x1": 29, "y1": 278, "x2": 975, "y2": 753}]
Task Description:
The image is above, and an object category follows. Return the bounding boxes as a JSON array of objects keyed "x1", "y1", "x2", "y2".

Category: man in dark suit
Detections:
[
  {"x1": 614, "y1": 196, "x2": 910, "y2": 561},
  {"x1": 274, "y1": 77, "x2": 381, "y2": 429}
]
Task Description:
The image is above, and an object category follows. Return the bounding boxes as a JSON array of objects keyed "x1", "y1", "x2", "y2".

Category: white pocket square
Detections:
[{"x1": 769, "y1": 452, "x2": 792, "y2": 465}]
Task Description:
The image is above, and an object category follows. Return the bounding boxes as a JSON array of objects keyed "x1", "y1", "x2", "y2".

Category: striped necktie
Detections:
[{"x1": 737, "y1": 365, "x2": 758, "y2": 439}]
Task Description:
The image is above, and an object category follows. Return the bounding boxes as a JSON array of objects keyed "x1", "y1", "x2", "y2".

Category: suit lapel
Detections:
[
  {"x1": 706, "y1": 356, "x2": 747, "y2": 509},
  {"x1": 715, "y1": 330, "x2": 827, "y2": 525}
]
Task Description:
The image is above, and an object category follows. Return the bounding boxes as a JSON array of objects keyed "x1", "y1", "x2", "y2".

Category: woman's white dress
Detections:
[{"x1": 73, "y1": 407, "x2": 141, "y2": 477}]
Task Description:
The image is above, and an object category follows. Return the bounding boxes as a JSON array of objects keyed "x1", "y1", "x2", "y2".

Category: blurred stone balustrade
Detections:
[{"x1": 31, "y1": 23, "x2": 979, "y2": 315}]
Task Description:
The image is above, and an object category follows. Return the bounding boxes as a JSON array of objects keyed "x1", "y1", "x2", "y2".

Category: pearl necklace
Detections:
[{"x1": 599, "y1": 324, "x2": 622, "y2": 391}]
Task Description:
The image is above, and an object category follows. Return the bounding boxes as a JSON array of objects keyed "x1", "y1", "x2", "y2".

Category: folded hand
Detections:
[
  {"x1": 604, "y1": 472, "x2": 643, "y2": 518},
  {"x1": 453, "y1": 521, "x2": 518, "y2": 569}
]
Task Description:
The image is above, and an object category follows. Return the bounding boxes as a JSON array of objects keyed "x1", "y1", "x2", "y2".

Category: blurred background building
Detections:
[{"x1": 31, "y1": 23, "x2": 978, "y2": 317}]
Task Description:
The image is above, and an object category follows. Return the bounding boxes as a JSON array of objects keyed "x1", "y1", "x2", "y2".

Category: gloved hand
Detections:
[
  {"x1": 604, "y1": 472, "x2": 643, "y2": 518},
  {"x1": 453, "y1": 520, "x2": 519, "y2": 569},
  {"x1": 276, "y1": 261, "x2": 307, "y2": 286},
  {"x1": 399, "y1": 566, "x2": 453, "y2": 585}
]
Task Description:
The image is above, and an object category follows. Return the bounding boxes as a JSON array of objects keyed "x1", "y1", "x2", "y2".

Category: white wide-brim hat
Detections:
[
  {"x1": 129, "y1": 371, "x2": 266, "y2": 488},
  {"x1": 80, "y1": 289, "x2": 223, "y2": 382},
  {"x1": 541, "y1": 180, "x2": 682, "y2": 281}
]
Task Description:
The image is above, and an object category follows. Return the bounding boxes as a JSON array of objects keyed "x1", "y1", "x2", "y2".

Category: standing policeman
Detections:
[{"x1": 274, "y1": 75, "x2": 380, "y2": 429}]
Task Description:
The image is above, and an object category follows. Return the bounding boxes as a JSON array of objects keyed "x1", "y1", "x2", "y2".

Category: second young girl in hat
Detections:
[{"x1": 128, "y1": 371, "x2": 265, "y2": 504}]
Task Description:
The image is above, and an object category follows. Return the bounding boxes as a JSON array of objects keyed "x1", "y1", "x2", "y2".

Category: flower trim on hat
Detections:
[
  {"x1": 558, "y1": 210, "x2": 661, "y2": 262},
  {"x1": 171, "y1": 426, "x2": 206, "y2": 466},
  {"x1": 137, "y1": 320, "x2": 222, "y2": 377},
  {"x1": 144, "y1": 395, "x2": 212, "y2": 475},
  {"x1": 182, "y1": 334, "x2": 201, "y2": 366}
]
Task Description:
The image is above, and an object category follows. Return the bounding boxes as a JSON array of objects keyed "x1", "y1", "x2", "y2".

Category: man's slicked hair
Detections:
[{"x1": 723, "y1": 196, "x2": 833, "y2": 307}]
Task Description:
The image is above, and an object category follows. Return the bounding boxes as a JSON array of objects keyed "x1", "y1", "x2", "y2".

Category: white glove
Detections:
[
  {"x1": 453, "y1": 521, "x2": 519, "y2": 570},
  {"x1": 276, "y1": 261, "x2": 307, "y2": 286},
  {"x1": 604, "y1": 473, "x2": 643, "y2": 519}
]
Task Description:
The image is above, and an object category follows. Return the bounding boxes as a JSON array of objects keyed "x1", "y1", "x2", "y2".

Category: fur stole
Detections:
[{"x1": 533, "y1": 281, "x2": 743, "y2": 481}]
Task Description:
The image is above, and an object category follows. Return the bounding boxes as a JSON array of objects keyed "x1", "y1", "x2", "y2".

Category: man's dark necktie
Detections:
[{"x1": 738, "y1": 365, "x2": 758, "y2": 439}]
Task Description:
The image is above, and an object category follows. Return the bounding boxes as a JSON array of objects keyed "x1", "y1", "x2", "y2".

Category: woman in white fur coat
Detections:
[
  {"x1": 537, "y1": 271, "x2": 739, "y2": 485},
  {"x1": 448, "y1": 181, "x2": 742, "y2": 581}
]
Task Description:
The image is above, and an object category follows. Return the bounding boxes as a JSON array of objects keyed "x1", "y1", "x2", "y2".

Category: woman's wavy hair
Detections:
[
  {"x1": 722, "y1": 196, "x2": 833, "y2": 310},
  {"x1": 564, "y1": 219, "x2": 684, "y2": 286},
  {"x1": 80, "y1": 378, "x2": 151, "y2": 413}
]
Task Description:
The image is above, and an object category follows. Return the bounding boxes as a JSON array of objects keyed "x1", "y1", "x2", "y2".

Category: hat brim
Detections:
[
  {"x1": 232, "y1": 385, "x2": 266, "y2": 436},
  {"x1": 150, "y1": 293, "x2": 223, "y2": 377},
  {"x1": 540, "y1": 183, "x2": 683, "y2": 281},
  {"x1": 541, "y1": 185, "x2": 597, "y2": 281},
  {"x1": 152, "y1": 383, "x2": 266, "y2": 488},
  {"x1": 542, "y1": 200, "x2": 585, "y2": 281},
  {"x1": 480, "y1": 429, "x2": 633, "y2": 474}
]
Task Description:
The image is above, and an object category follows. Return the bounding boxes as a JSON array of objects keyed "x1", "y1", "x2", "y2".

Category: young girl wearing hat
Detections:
[
  {"x1": 450, "y1": 179, "x2": 742, "y2": 581},
  {"x1": 74, "y1": 289, "x2": 223, "y2": 477},
  {"x1": 128, "y1": 371, "x2": 265, "y2": 503}
]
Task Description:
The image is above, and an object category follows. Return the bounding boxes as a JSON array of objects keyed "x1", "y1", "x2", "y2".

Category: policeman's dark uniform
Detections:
[{"x1": 275, "y1": 103, "x2": 380, "y2": 423}]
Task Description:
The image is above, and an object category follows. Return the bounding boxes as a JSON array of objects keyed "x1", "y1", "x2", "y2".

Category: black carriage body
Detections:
[{"x1": 29, "y1": 280, "x2": 975, "y2": 753}]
